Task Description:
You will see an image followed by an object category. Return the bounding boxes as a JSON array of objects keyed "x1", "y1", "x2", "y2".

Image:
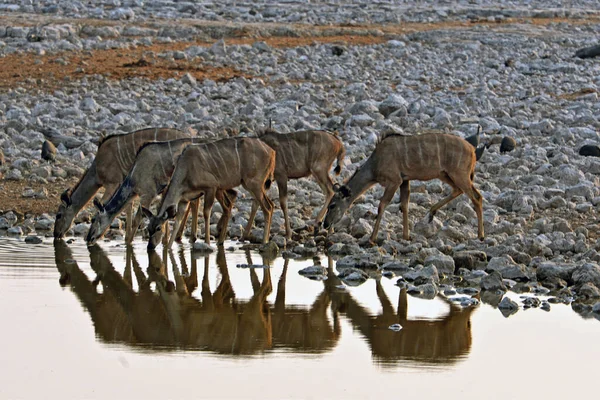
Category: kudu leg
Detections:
[
  {"x1": 399, "y1": 181, "x2": 411, "y2": 240},
  {"x1": 216, "y1": 189, "x2": 236, "y2": 245},
  {"x1": 449, "y1": 172, "x2": 485, "y2": 240},
  {"x1": 127, "y1": 197, "x2": 152, "y2": 244},
  {"x1": 243, "y1": 200, "x2": 260, "y2": 241},
  {"x1": 202, "y1": 190, "x2": 216, "y2": 244},
  {"x1": 168, "y1": 201, "x2": 190, "y2": 249},
  {"x1": 312, "y1": 169, "x2": 335, "y2": 229},
  {"x1": 190, "y1": 198, "x2": 200, "y2": 244},
  {"x1": 175, "y1": 202, "x2": 192, "y2": 242},
  {"x1": 426, "y1": 173, "x2": 462, "y2": 222},
  {"x1": 125, "y1": 201, "x2": 134, "y2": 241},
  {"x1": 370, "y1": 184, "x2": 400, "y2": 244},
  {"x1": 276, "y1": 179, "x2": 292, "y2": 240}
]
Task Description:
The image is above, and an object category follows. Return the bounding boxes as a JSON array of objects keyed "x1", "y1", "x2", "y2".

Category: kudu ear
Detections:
[
  {"x1": 93, "y1": 197, "x2": 105, "y2": 212},
  {"x1": 60, "y1": 190, "x2": 71, "y2": 206},
  {"x1": 141, "y1": 206, "x2": 155, "y2": 219},
  {"x1": 165, "y1": 205, "x2": 177, "y2": 219},
  {"x1": 339, "y1": 185, "x2": 352, "y2": 198}
]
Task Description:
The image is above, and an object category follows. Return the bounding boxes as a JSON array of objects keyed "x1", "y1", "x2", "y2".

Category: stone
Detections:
[
  {"x1": 572, "y1": 263, "x2": 600, "y2": 287},
  {"x1": 576, "y1": 282, "x2": 600, "y2": 299},
  {"x1": 486, "y1": 255, "x2": 531, "y2": 281},
  {"x1": 480, "y1": 271, "x2": 507, "y2": 292},
  {"x1": 453, "y1": 250, "x2": 487, "y2": 271},
  {"x1": 498, "y1": 296, "x2": 519, "y2": 316},
  {"x1": 298, "y1": 265, "x2": 327, "y2": 280},
  {"x1": 24, "y1": 235, "x2": 43, "y2": 244},
  {"x1": 424, "y1": 253, "x2": 455, "y2": 276},
  {"x1": 536, "y1": 262, "x2": 577, "y2": 285}
]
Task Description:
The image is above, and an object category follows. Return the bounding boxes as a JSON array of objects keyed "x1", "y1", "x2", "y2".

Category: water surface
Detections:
[{"x1": 0, "y1": 237, "x2": 598, "y2": 400}]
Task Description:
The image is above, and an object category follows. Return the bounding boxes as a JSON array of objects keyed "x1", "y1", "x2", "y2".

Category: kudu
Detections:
[
  {"x1": 85, "y1": 138, "x2": 237, "y2": 246},
  {"x1": 245, "y1": 129, "x2": 346, "y2": 240},
  {"x1": 143, "y1": 137, "x2": 276, "y2": 249},
  {"x1": 323, "y1": 133, "x2": 484, "y2": 243},
  {"x1": 53, "y1": 127, "x2": 189, "y2": 239}
]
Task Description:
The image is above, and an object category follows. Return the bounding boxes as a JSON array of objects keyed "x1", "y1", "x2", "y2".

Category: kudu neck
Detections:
[
  {"x1": 70, "y1": 162, "x2": 103, "y2": 208},
  {"x1": 345, "y1": 155, "x2": 377, "y2": 204}
]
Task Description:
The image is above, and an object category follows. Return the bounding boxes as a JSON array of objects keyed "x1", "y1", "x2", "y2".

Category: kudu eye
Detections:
[{"x1": 329, "y1": 204, "x2": 336, "y2": 210}]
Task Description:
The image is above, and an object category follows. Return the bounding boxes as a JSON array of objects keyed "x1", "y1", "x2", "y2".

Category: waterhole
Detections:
[{"x1": 0, "y1": 237, "x2": 598, "y2": 399}]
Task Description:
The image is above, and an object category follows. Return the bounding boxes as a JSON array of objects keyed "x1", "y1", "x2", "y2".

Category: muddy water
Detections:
[{"x1": 0, "y1": 237, "x2": 598, "y2": 400}]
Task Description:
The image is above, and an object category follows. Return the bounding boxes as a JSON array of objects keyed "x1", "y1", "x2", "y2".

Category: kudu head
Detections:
[
  {"x1": 54, "y1": 189, "x2": 76, "y2": 238},
  {"x1": 86, "y1": 198, "x2": 110, "y2": 245},
  {"x1": 142, "y1": 205, "x2": 177, "y2": 250},
  {"x1": 322, "y1": 184, "x2": 352, "y2": 230}
]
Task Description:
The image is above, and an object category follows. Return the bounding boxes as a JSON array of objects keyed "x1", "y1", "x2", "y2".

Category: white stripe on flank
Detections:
[
  {"x1": 216, "y1": 144, "x2": 229, "y2": 179},
  {"x1": 456, "y1": 145, "x2": 463, "y2": 169},
  {"x1": 158, "y1": 144, "x2": 167, "y2": 178},
  {"x1": 234, "y1": 140, "x2": 241, "y2": 178},
  {"x1": 403, "y1": 136, "x2": 409, "y2": 169},
  {"x1": 435, "y1": 135, "x2": 441, "y2": 169},
  {"x1": 116, "y1": 136, "x2": 125, "y2": 172},
  {"x1": 130, "y1": 133, "x2": 136, "y2": 165},
  {"x1": 417, "y1": 139, "x2": 423, "y2": 166}
]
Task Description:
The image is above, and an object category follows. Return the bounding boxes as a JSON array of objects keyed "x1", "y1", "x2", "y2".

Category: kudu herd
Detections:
[
  {"x1": 55, "y1": 240, "x2": 473, "y2": 363},
  {"x1": 54, "y1": 125, "x2": 485, "y2": 248}
]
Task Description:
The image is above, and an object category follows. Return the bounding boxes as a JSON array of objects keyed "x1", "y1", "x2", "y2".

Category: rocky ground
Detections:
[{"x1": 2, "y1": 1, "x2": 600, "y2": 318}]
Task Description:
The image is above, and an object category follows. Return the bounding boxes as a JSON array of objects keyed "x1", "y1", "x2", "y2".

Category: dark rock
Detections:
[
  {"x1": 498, "y1": 296, "x2": 519, "y2": 317},
  {"x1": 500, "y1": 136, "x2": 516, "y2": 153},
  {"x1": 480, "y1": 270, "x2": 507, "y2": 292},
  {"x1": 575, "y1": 44, "x2": 600, "y2": 59},
  {"x1": 453, "y1": 250, "x2": 487, "y2": 270},
  {"x1": 579, "y1": 144, "x2": 600, "y2": 157},
  {"x1": 331, "y1": 45, "x2": 345, "y2": 56},
  {"x1": 575, "y1": 282, "x2": 600, "y2": 299},
  {"x1": 572, "y1": 263, "x2": 600, "y2": 287},
  {"x1": 480, "y1": 290, "x2": 503, "y2": 307},
  {"x1": 486, "y1": 255, "x2": 532, "y2": 281},
  {"x1": 298, "y1": 265, "x2": 327, "y2": 279},
  {"x1": 536, "y1": 262, "x2": 577, "y2": 285},
  {"x1": 337, "y1": 268, "x2": 369, "y2": 286},
  {"x1": 24, "y1": 235, "x2": 43, "y2": 244},
  {"x1": 522, "y1": 297, "x2": 541, "y2": 308},
  {"x1": 41, "y1": 140, "x2": 57, "y2": 162}
]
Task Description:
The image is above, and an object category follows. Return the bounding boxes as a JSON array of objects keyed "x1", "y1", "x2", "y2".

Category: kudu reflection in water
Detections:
[
  {"x1": 246, "y1": 252, "x2": 341, "y2": 353},
  {"x1": 325, "y1": 265, "x2": 476, "y2": 366},
  {"x1": 54, "y1": 241, "x2": 339, "y2": 356}
]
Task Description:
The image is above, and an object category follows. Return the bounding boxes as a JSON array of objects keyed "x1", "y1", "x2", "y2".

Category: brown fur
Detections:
[
  {"x1": 247, "y1": 129, "x2": 346, "y2": 239},
  {"x1": 148, "y1": 137, "x2": 276, "y2": 248},
  {"x1": 324, "y1": 133, "x2": 484, "y2": 242},
  {"x1": 54, "y1": 127, "x2": 189, "y2": 238}
]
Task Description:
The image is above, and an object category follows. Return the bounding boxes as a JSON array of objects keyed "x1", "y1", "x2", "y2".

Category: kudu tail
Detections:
[{"x1": 334, "y1": 144, "x2": 346, "y2": 175}]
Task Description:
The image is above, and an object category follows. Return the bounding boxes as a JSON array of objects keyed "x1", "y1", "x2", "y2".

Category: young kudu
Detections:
[
  {"x1": 53, "y1": 127, "x2": 189, "y2": 239},
  {"x1": 144, "y1": 137, "x2": 276, "y2": 249},
  {"x1": 245, "y1": 129, "x2": 346, "y2": 240},
  {"x1": 323, "y1": 133, "x2": 484, "y2": 243},
  {"x1": 85, "y1": 138, "x2": 237, "y2": 246}
]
